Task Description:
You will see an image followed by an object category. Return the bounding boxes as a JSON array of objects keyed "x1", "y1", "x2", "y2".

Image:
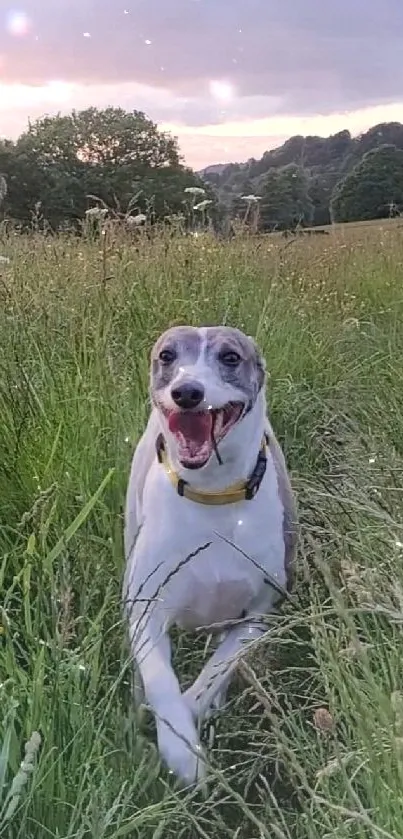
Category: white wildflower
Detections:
[
  {"x1": 126, "y1": 213, "x2": 146, "y2": 226},
  {"x1": 193, "y1": 200, "x2": 212, "y2": 211},
  {"x1": 85, "y1": 207, "x2": 108, "y2": 219},
  {"x1": 184, "y1": 187, "x2": 205, "y2": 196},
  {"x1": 241, "y1": 194, "x2": 261, "y2": 202}
]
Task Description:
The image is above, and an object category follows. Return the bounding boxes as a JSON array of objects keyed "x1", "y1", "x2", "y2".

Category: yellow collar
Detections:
[{"x1": 156, "y1": 433, "x2": 269, "y2": 506}]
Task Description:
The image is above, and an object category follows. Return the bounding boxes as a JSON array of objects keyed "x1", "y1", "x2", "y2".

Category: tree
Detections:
[
  {"x1": 204, "y1": 123, "x2": 403, "y2": 228},
  {"x1": 259, "y1": 164, "x2": 314, "y2": 231},
  {"x1": 331, "y1": 144, "x2": 403, "y2": 223},
  {"x1": 309, "y1": 172, "x2": 341, "y2": 226},
  {"x1": 229, "y1": 177, "x2": 256, "y2": 220},
  {"x1": 0, "y1": 140, "x2": 13, "y2": 216},
  {"x1": 0, "y1": 108, "x2": 204, "y2": 228},
  {"x1": 355, "y1": 123, "x2": 403, "y2": 158},
  {"x1": 19, "y1": 107, "x2": 179, "y2": 169}
]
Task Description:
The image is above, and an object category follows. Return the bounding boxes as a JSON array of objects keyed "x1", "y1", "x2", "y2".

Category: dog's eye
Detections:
[
  {"x1": 219, "y1": 350, "x2": 242, "y2": 366},
  {"x1": 159, "y1": 348, "x2": 176, "y2": 365}
]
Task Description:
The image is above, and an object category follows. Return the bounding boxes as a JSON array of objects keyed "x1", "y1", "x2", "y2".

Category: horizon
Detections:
[{"x1": 1, "y1": 2, "x2": 403, "y2": 169}]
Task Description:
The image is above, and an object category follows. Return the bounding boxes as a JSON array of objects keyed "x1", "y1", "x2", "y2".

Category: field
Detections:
[{"x1": 1, "y1": 218, "x2": 403, "y2": 838}]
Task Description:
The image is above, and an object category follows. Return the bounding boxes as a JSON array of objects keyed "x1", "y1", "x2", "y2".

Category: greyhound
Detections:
[{"x1": 123, "y1": 325, "x2": 298, "y2": 787}]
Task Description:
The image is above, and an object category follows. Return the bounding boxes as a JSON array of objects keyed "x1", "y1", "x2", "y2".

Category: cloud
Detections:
[
  {"x1": 1, "y1": 1, "x2": 403, "y2": 168},
  {"x1": 164, "y1": 102, "x2": 403, "y2": 167},
  {"x1": 1, "y1": 0, "x2": 403, "y2": 115},
  {"x1": 1, "y1": 80, "x2": 402, "y2": 170}
]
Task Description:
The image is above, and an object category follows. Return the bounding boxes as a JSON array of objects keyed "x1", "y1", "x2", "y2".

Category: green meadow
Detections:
[{"x1": 1, "y1": 219, "x2": 403, "y2": 838}]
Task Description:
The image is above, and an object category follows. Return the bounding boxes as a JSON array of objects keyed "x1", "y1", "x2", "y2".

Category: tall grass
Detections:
[{"x1": 1, "y1": 219, "x2": 403, "y2": 837}]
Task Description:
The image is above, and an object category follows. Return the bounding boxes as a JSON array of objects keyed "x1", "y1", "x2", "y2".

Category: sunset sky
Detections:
[{"x1": 1, "y1": 1, "x2": 403, "y2": 169}]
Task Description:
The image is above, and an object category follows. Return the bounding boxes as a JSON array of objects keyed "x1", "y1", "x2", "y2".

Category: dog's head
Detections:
[{"x1": 150, "y1": 325, "x2": 266, "y2": 469}]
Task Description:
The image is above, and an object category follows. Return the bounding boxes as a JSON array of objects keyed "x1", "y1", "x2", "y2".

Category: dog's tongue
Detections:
[{"x1": 168, "y1": 410, "x2": 212, "y2": 445}]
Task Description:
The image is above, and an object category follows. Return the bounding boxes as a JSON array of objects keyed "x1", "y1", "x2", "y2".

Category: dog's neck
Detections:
[{"x1": 159, "y1": 391, "x2": 267, "y2": 493}]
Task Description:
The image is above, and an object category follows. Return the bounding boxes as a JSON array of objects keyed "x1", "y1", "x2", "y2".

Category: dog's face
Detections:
[{"x1": 150, "y1": 325, "x2": 266, "y2": 469}]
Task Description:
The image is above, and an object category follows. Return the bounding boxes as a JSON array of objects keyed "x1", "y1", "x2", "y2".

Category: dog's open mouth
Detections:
[{"x1": 164, "y1": 401, "x2": 244, "y2": 468}]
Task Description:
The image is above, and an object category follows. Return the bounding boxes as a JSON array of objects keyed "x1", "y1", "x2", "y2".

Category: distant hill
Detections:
[
  {"x1": 198, "y1": 163, "x2": 228, "y2": 177},
  {"x1": 200, "y1": 122, "x2": 403, "y2": 227}
]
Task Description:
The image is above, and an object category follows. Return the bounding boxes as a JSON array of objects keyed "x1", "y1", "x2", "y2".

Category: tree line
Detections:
[
  {"x1": 0, "y1": 107, "x2": 213, "y2": 231},
  {"x1": 203, "y1": 122, "x2": 403, "y2": 230},
  {"x1": 1, "y1": 109, "x2": 403, "y2": 233}
]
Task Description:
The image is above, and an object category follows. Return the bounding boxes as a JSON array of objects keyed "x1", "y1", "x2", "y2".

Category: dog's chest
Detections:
[{"x1": 136, "y1": 460, "x2": 286, "y2": 631}]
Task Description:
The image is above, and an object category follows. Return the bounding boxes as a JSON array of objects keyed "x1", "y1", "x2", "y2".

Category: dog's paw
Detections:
[
  {"x1": 183, "y1": 684, "x2": 228, "y2": 725},
  {"x1": 157, "y1": 720, "x2": 206, "y2": 788}
]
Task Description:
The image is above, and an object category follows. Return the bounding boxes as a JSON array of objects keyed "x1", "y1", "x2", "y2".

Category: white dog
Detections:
[{"x1": 123, "y1": 325, "x2": 298, "y2": 786}]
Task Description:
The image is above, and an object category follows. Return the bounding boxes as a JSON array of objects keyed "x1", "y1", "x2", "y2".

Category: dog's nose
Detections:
[{"x1": 171, "y1": 381, "x2": 205, "y2": 410}]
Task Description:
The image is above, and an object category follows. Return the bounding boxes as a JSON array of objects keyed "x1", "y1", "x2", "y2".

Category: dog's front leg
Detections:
[
  {"x1": 129, "y1": 619, "x2": 206, "y2": 786},
  {"x1": 183, "y1": 617, "x2": 267, "y2": 724}
]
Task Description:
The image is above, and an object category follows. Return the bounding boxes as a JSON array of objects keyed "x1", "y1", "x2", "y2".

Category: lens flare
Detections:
[
  {"x1": 6, "y1": 10, "x2": 31, "y2": 37},
  {"x1": 209, "y1": 80, "x2": 235, "y2": 103}
]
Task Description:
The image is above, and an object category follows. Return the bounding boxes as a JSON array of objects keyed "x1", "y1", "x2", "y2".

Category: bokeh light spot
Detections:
[
  {"x1": 209, "y1": 80, "x2": 235, "y2": 103},
  {"x1": 6, "y1": 9, "x2": 31, "y2": 37}
]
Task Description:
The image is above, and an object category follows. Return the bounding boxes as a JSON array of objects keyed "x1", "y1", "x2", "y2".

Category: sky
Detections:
[{"x1": 1, "y1": 0, "x2": 403, "y2": 170}]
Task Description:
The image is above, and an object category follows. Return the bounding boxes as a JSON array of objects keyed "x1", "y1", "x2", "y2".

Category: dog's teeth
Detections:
[{"x1": 214, "y1": 412, "x2": 223, "y2": 435}]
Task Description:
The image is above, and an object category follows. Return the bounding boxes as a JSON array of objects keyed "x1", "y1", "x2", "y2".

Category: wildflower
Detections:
[
  {"x1": 126, "y1": 213, "x2": 146, "y2": 226},
  {"x1": 240, "y1": 194, "x2": 261, "y2": 202},
  {"x1": 193, "y1": 200, "x2": 212, "y2": 211},
  {"x1": 184, "y1": 187, "x2": 205, "y2": 196},
  {"x1": 0, "y1": 255, "x2": 10, "y2": 264},
  {"x1": 85, "y1": 207, "x2": 108, "y2": 219}
]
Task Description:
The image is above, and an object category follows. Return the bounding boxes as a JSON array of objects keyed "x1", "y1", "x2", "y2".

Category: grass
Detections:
[{"x1": 1, "y1": 218, "x2": 403, "y2": 837}]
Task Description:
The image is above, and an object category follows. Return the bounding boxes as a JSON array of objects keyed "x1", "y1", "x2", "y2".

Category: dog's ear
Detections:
[{"x1": 247, "y1": 335, "x2": 266, "y2": 391}]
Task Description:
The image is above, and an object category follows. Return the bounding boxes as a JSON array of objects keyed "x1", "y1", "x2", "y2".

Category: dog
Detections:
[{"x1": 123, "y1": 325, "x2": 298, "y2": 786}]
